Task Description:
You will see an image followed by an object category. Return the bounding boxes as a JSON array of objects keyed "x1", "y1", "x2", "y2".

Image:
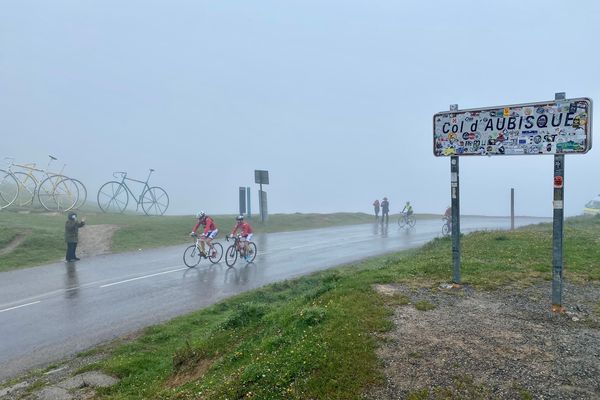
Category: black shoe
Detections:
[
  {"x1": 74, "y1": 257, "x2": 81, "y2": 261},
  {"x1": 66, "y1": 259, "x2": 74, "y2": 262}
]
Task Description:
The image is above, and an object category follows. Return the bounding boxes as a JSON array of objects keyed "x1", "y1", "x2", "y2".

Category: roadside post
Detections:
[
  {"x1": 254, "y1": 170, "x2": 269, "y2": 223},
  {"x1": 450, "y1": 104, "x2": 461, "y2": 285},
  {"x1": 433, "y1": 94, "x2": 592, "y2": 310},
  {"x1": 552, "y1": 92, "x2": 566, "y2": 312},
  {"x1": 238, "y1": 187, "x2": 247, "y2": 216},
  {"x1": 246, "y1": 186, "x2": 251, "y2": 219},
  {"x1": 511, "y1": 188, "x2": 515, "y2": 231}
]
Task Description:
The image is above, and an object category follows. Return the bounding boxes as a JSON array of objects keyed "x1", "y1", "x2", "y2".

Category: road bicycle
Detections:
[
  {"x1": 225, "y1": 234, "x2": 257, "y2": 267},
  {"x1": 183, "y1": 233, "x2": 223, "y2": 267},
  {"x1": 2, "y1": 156, "x2": 83, "y2": 211},
  {"x1": 442, "y1": 217, "x2": 451, "y2": 236},
  {"x1": 97, "y1": 169, "x2": 169, "y2": 216},
  {"x1": 397, "y1": 211, "x2": 416, "y2": 228}
]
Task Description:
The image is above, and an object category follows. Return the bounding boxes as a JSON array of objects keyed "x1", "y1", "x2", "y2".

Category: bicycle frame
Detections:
[{"x1": 112, "y1": 169, "x2": 154, "y2": 210}]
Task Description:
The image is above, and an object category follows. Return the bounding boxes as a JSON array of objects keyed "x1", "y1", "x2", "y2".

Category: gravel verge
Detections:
[{"x1": 368, "y1": 282, "x2": 600, "y2": 399}]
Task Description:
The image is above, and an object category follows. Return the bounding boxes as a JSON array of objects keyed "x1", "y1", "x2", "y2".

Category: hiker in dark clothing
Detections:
[
  {"x1": 381, "y1": 197, "x2": 390, "y2": 224},
  {"x1": 65, "y1": 212, "x2": 85, "y2": 262}
]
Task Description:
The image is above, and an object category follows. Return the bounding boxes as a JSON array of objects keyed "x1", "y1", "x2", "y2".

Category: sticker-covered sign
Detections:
[{"x1": 433, "y1": 98, "x2": 592, "y2": 156}]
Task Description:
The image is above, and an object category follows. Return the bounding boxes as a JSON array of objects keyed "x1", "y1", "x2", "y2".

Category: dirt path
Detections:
[
  {"x1": 77, "y1": 224, "x2": 119, "y2": 258},
  {"x1": 369, "y1": 282, "x2": 600, "y2": 399},
  {"x1": 0, "y1": 234, "x2": 27, "y2": 256}
]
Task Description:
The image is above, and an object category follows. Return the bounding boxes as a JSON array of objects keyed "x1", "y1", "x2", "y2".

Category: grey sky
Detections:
[{"x1": 2, "y1": 0, "x2": 599, "y2": 216}]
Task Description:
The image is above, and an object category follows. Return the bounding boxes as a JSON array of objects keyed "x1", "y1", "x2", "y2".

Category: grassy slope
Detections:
[
  {"x1": 86, "y1": 216, "x2": 600, "y2": 399},
  {"x1": 0, "y1": 211, "x2": 377, "y2": 272}
]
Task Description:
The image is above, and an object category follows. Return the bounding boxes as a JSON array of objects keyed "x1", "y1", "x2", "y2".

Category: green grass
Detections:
[
  {"x1": 90, "y1": 216, "x2": 600, "y2": 399},
  {"x1": 0, "y1": 210, "x2": 378, "y2": 272}
]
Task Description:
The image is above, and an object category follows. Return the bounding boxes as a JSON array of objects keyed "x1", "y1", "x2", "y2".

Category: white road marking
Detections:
[
  {"x1": 100, "y1": 267, "x2": 188, "y2": 288},
  {"x1": 0, "y1": 301, "x2": 41, "y2": 314}
]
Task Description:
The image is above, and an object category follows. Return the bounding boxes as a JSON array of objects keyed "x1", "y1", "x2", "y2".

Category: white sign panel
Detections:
[{"x1": 433, "y1": 98, "x2": 592, "y2": 156}]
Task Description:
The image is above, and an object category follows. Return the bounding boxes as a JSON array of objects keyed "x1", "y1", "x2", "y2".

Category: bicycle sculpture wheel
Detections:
[
  {"x1": 13, "y1": 172, "x2": 37, "y2": 207},
  {"x1": 37, "y1": 175, "x2": 79, "y2": 212},
  {"x1": 69, "y1": 178, "x2": 88, "y2": 210},
  {"x1": 0, "y1": 170, "x2": 19, "y2": 209},
  {"x1": 97, "y1": 181, "x2": 129, "y2": 213},
  {"x1": 141, "y1": 186, "x2": 169, "y2": 216}
]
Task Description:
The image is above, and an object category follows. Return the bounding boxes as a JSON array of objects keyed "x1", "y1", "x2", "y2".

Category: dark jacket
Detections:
[
  {"x1": 381, "y1": 200, "x2": 389, "y2": 213},
  {"x1": 65, "y1": 219, "x2": 85, "y2": 243}
]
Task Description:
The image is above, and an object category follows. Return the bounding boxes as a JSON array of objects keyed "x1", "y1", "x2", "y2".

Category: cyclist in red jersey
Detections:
[
  {"x1": 190, "y1": 211, "x2": 219, "y2": 256},
  {"x1": 230, "y1": 215, "x2": 254, "y2": 260}
]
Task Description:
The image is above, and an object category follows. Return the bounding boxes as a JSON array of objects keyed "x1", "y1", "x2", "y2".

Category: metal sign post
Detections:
[
  {"x1": 552, "y1": 92, "x2": 566, "y2": 312},
  {"x1": 239, "y1": 187, "x2": 247, "y2": 216},
  {"x1": 450, "y1": 104, "x2": 461, "y2": 285},
  {"x1": 254, "y1": 170, "x2": 270, "y2": 224},
  {"x1": 246, "y1": 186, "x2": 251, "y2": 219},
  {"x1": 511, "y1": 188, "x2": 515, "y2": 231}
]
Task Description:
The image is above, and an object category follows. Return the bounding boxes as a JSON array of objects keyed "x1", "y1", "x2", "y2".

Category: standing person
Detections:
[
  {"x1": 190, "y1": 211, "x2": 219, "y2": 257},
  {"x1": 373, "y1": 199, "x2": 380, "y2": 220},
  {"x1": 65, "y1": 212, "x2": 85, "y2": 262},
  {"x1": 380, "y1": 197, "x2": 390, "y2": 224},
  {"x1": 230, "y1": 215, "x2": 254, "y2": 261}
]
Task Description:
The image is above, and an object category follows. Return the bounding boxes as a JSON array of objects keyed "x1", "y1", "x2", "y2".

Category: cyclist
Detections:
[
  {"x1": 230, "y1": 215, "x2": 254, "y2": 261},
  {"x1": 402, "y1": 201, "x2": 413, "y2": 219},
  {"x1": 190, "y1": 211, "x2": 219, "y2": 257},
  {"x1": 443, "y1": 205, "x2": 452, "y2": 229}
]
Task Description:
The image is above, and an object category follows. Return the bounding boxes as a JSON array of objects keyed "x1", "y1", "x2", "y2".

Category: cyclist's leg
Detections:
[{"x1": 199, "y1": 236, "x2": 206, "y2": 253}]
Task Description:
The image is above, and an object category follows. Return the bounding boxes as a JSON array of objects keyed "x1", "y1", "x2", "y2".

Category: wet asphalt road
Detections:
[{"x1": 0, "y1": 216, "x2": 549, "y2": 381}]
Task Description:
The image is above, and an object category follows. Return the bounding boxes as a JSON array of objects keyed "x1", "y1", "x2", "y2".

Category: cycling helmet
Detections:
[
  {"x1": 236, "y1": 215, "x2": 244, "y2": 221},
  {"x1": 196, "y1": 211, "x2": 206, "y2": 219}
]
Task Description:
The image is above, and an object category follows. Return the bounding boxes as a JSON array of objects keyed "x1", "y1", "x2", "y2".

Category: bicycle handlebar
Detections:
[{"x1": 113, "y1": 171, "x2": 127, "y2": 179}]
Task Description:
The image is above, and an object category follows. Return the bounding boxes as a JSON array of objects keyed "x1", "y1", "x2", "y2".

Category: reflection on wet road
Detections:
[{"x1": 0, "y1": 216, "x2": 549, "y2": 380}]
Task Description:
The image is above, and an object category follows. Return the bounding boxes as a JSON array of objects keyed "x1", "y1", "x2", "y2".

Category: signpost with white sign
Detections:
[
  {"x1": 433, "y1": 98, "x2": 592, "y2": 157},
  {"x1": 433, "y1": 94, "x2": 593, "y2": 311}
]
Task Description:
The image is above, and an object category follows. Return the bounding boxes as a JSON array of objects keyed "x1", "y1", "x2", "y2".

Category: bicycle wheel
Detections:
[
  {"x1": 442, "y1": 223, "x2": 450, "y2": 236},
  {"x1": 245, "y1": 242, "x2": 257, "y2": 263},
  {"x1": 397, "y1": 215, "x2": 406, "y2": 228},
  {"x1": 38, "y1": 175, "x2": 79, "y2": 212},
  {"x1": 141, "y1": 186, "x2": 169, "y2": 216},
  {"x1": 208, "y1": 242, "x2": 223, "y2": 264},
  {"x1": 97, "y1": 181, "x2": 129, "y2": 213},
  {"x1": 69, "y1": 178, "x2": 87, "y2": 210},
  {"x1": 12, "y1": 172, "x2": 37, "y2": 207},
  {"x1": 225, "y1": 245, "x2": 238, "y2": 267},
  {"x1": 183, "y1": 244, "x2": 201, "y2": 267},
  {"x1": 0, "y1": 169, "x2": 19, "y2": 209},
  {"x1": 407, "y1": 215, "x2": 416, "y2": 227}
]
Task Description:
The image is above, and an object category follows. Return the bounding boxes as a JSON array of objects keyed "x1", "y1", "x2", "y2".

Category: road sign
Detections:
[
  {"x1": 433, "y1": 98, "x2": 593, "y2": 156},
  {"x1": 254, "y1": 170, "x2": 269, "y2": 185}
]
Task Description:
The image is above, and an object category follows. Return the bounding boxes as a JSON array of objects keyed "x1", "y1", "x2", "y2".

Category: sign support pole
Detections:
[
  {"x1": 259, "y1": 183, "x2": 264, "y2": 224},
  {"x1": 450, "y1": 104, "x2": 461, "y2": 285},
  {"x1": 552, "y1": 92, "x2": 566, "y2": 312},
  {"x1": 511, "y1": 188, "x2": 515, "y2": 231}
]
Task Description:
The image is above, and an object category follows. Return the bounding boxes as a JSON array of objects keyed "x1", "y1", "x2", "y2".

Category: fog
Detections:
[{"x1": 2, "y1": 1, "x2": 599, "y2": 217}]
